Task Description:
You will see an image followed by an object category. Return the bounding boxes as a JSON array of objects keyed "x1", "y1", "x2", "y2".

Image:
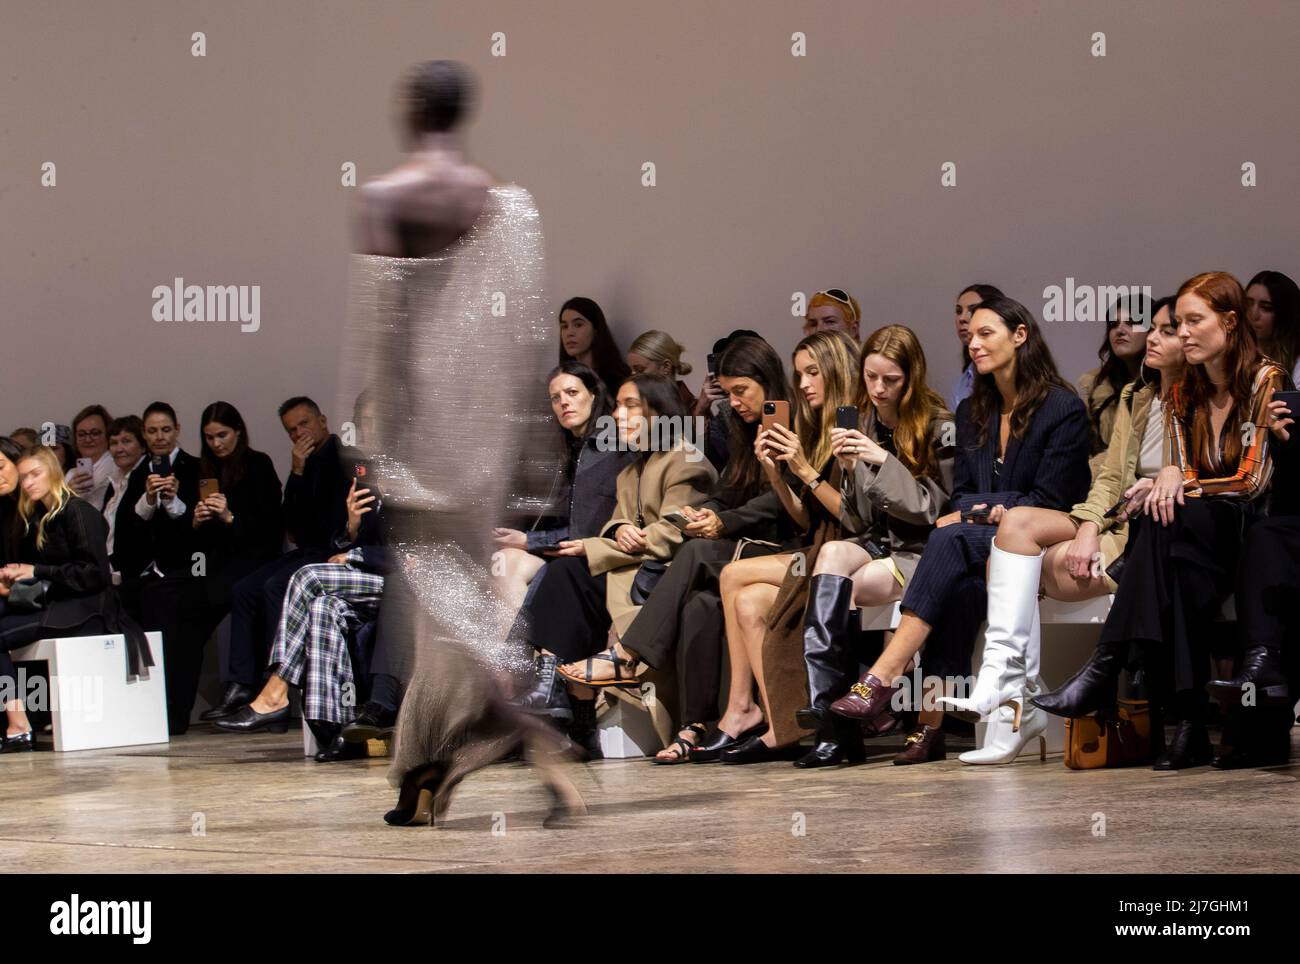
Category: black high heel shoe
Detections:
[
  {"x1": 1031, "y1": 644, "x2": 1123, "y2": 718},
  {"x1": 1206, "y1": 646, "x2": 1290, "y2": 703},
  {"x1": 384, "y1": 763, "x2": 448, "y2": 826},
  {"x1": 1153, "y1": 720, "x2": 1213, "y2": 771},
  {"x1": 690, "y1": 721, "x2": 766, "y2": 763},
  {"x1": 0, "y1": 730, "x2": 34, "y2": 753}
]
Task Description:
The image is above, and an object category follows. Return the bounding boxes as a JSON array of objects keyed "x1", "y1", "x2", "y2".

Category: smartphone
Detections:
[
  {"x1": 354, "y1": 463, "x2": 368, "y2": 480},
  {"x1": 862, "y1": 539, "x2": 888, "y2": 559},
  {"x1": 761, "y1": 400, "x2": 790, "y2": 433},
  {"x1": 836, "y1": 405, "x2": 858, "y2": 431},
  {"x1": 353, "y1": 462, "x2": 381, "y2": 511},
  {"x1": 1272, "y1": 390, "x2": 1300, "y2": 415},
  {"x1": 149, "y1": 453, "x2": 172, "y2": 477},
  {"x1": 1102, "y1": 496, "x2": 1129, "y2": 519},
  {"x1": 198, "y1": 478, "x2": 220, "y2": 501},
  {"x1": 707, "y1": 353, "x2": 719, "y2": 377},
  {"x1": 75, "y1": 457, "x2": 94, "y2": 477},
  {"x1": 962, "y1": 507, "x2": 991, "y2": 524},
  {"x1": 662, "y1": 511, "x2": 691, "y2": 532}
]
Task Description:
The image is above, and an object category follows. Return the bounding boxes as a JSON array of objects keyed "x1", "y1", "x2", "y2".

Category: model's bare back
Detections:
[{"x1": 355, "y1": 151, "x2": 493, "y2": 258}]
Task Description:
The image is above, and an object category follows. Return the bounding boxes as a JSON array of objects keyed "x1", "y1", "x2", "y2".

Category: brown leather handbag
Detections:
[{"x1": 1063, "y1": 699, "x2": 1155, "y2": 769}]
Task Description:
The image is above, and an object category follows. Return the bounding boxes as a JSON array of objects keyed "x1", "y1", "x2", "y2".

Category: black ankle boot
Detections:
[
  {"x1": 1154, "y1": 696, "x2": 1213, "y2": 771},
  {"x1": 794, "y1": 715, "x2": 865, "y2": 768},
  {"x1": 1207, "y1": 646, "x2": 1290, "y2": 702},
  {"x1": 567, "y1": 697, "x2": 602, "y2": 760},
  {"x1": 794, "y1": 574, "x2": 855, "y2": 732},
  {"x1": 516, "y1": 654, "x2": 574, "y2": 723},
  {"x1": 1031, "y1": 643, "x2": 1124, "y2": 718}
]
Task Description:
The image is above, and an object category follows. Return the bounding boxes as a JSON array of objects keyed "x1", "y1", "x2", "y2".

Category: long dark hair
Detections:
[
  {"x1": 1083, "y1": 291, "x2": 1152, "y2": 447},
  {"x1": 957, "y1": 283, "x2": 1004, "y2": 368},
  {"x1": 622, "y1": 373, "x2": 688, "y2": 466},
  {"x1": 558, "y1": 297, "x2": 631, "y2": 393},
  {"x1": 1245, "y1": 270, "x2": 1300, "y2": 376},
  {"x1": 0, "y1": 436, "x2": 22, "y2": 560},
  {"x1": 717, "y1": 335, "x2": 789, "y2": 501},
  {"x1": 546, "y1": 361, "x2": 613, "y2": 480},
  {"x1": 1132, "y1": 295, "x2": 1177, "y2": 397},
  {"x1": 198, "y1": 401, "x2": 252, "y2": 491},
  {"x1": 968, "y1": 295, "x2": 1073, "y2": 445}
]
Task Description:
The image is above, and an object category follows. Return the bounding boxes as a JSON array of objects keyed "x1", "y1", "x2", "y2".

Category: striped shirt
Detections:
[{"x1": 1168, "y1": 360, "x2": 1286, "y2": 499}]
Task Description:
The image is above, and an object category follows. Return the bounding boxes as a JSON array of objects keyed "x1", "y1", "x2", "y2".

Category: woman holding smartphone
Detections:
[
  {"x1": 557, "y1": 336, "x2": 798, "y2": 763},
  {"x1": 492, "y1": 362, "x2": 633, "y2": 721},
  {"x1": 693, "y1": 330, "x2": 862, "y2": 764},
  {"x1": 937, "y1": 297, "x2": 1185, "y2": 764},
  {"x1": 524, "y1": 373, "x2": 716, "y2": 757},
  {"x1": 1034, "y1": 272, "x2": 1289, "y2": 769},
  {"x1": 793, "y1": 324, "x2": 955, "y2": 767},
  {"x1": 192, "y1": 402, "x2": 284, "y2": 604},
  {"x1": 828, "y1": 295, "x2": 1091, "y2": 765}
]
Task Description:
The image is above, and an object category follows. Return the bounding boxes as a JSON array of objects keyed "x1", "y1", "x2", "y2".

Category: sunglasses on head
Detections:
[{"x1": 816, "y1": 288, "x2": 858, "y2": 322}]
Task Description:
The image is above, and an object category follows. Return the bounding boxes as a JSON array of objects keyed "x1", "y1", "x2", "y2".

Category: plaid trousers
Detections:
[{"x1": 268, "y1": 561, "x2": 385, "y2": 724}]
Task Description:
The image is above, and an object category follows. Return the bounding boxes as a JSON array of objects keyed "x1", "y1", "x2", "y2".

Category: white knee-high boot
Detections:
[
  {"x1": 958, "y1": 601, "x2": 1047, "y2": 764},
  {"x1": 938, "y1": 542, "x2": 1044, "y2": 717}
]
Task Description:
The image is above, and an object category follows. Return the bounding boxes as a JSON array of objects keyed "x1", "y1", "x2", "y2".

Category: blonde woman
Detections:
[
  {"x1": 627, "y1": 329, "x2": 698, "y2": 414},
  {"x1": 0, "y1": 447, "x2": 151, "y2": 750}
]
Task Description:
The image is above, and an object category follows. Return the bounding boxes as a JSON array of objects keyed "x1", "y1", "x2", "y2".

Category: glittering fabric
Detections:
[{"x1": 339, "y1": 184, "x2": 553, "y2": 782}]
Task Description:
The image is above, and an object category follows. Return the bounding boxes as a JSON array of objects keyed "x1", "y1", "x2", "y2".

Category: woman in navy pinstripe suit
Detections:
[{"x1": 830, "y1": 295, "x2": 1091, "y2": 762}]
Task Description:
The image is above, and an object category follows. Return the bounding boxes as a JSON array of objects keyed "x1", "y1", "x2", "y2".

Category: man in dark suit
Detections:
[
  {"x1": 201, "y1": 396, "x2": 349, "y2": 720},
  {"x1": 134, "y1": 401, "x2": 219, "y2": 734}
]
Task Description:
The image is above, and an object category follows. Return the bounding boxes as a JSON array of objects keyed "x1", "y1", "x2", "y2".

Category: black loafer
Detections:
[
  {"x1": 341, "y1": 702, "x2": 398, "y2": 743},
  {"x1": 199, "y1": 682, "x2": 258, "y2": 721},
  {"x1": 213, "y1": 702, "x2": 290, "y2": 734},
  {"x1": 719, "y1": 734, "x2": 804, "y2": 765},
  {"x1": 0, "y1": 730, "x2": 34, "y2": 753},
  {"x1": 315, "y1": 735, "x2": 368, "y2": 762},
  {"x1": 690, "y1": 722, "x2": 766, "y2": 763}
]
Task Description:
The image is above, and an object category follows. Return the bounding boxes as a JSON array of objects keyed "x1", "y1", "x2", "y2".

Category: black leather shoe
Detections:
[
  {"x1": 199, "y1": 682, "x2": 257, "y2": 721},
  {"x1": 0, "y1": 730, "x2": 34, "y2": 753},
  {"x1": 1207, "y1": 646, "x2": 1290, "y2": 703},
  {"x1": 213, "y1": 702, "x2": 290, "y2": 734},
  {"x1": 1153, "y1": 720, "x2": 1213, "y2": 770},
  {"x1": 515, "y1": 654, "x2": 574, "y2": 723},
  {"x1": 341, "y1": 701, "x2": 398, "y2": 742},
  {"x1": 794, "y1": 716, "x2": 865, "y2": 768},
  {"x1": 719, "y1": 734, "x2": 805, "y2": 765},
  {"x1": 690, "y1": 722, "x2": 766, "y2": 763},
  {"x1": 316, "y1": 734, "x2": 368, "y2": 762},
  {"x1": 1031, "y1": 645, "x2": 1123, "y2": 718}
]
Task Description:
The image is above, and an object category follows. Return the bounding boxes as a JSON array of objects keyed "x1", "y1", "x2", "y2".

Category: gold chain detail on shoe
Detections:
[
  {"x1": 849, "y1": 681, "x2": 875, "y2": 700},
  {"x1": 904, "y1": 729, "x2": 925, "y2": 745}
]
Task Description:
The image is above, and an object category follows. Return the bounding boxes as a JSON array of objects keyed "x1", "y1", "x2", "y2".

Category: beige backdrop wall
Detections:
[{"x1": 3, "y1": 0, "x2": 1297, "y2": 476}]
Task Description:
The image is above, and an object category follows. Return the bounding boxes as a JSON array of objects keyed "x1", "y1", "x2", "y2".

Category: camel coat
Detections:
[{"x1": 582, "y1": 442, "x2": 718, "y2": 636}]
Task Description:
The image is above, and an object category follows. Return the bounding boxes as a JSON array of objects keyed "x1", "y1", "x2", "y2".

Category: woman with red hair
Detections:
[{"x1": 1034, "y1": 271, "x2": 1289, "y2": 769}]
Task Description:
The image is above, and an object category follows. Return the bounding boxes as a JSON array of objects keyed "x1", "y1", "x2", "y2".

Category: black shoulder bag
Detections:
[{"x1": 629, "y1": 464, "x2": 669, "y2": 605}]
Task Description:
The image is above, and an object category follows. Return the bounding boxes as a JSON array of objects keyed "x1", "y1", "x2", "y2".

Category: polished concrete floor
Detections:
[{"x1": 2, "y1": 725, "x2": 1297, "y2": 873}]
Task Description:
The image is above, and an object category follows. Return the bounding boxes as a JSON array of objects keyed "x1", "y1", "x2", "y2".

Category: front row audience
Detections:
[{"x1": 0, "y1": 269, "x2": 1296, "y2": 776}]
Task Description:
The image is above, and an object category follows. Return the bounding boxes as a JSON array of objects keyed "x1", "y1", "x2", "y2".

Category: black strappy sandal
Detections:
[
  {"x1": 652, "y1": 723, "x2": 705, "y2": 765},
  {"x1": 557, "y1": 646, "x2": 643, "y2": 689}
]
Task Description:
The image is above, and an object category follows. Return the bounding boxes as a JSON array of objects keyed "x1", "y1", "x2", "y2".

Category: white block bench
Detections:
[{"x1": 11, "y1": 631, "x2": 169, "y2": 752}]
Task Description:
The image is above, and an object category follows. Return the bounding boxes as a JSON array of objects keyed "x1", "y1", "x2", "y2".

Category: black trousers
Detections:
[
  {"x1": 1098, "y1": 501, "x2": 1253, "y2": 717},
  {"x1": 225, "y1": 549, "x2": 330, "y2": 686},
  {"x1": 525, "y1": 556, "x2": 609, "y2": 663},
  {"x1": 139, "y1": 574, "x2": 226, "y2": 734},
  {"x1": 621, "y1": 538, "x2": 763, "y2": 723},
  {"x1": 1237, "y1": 516, "x2": 1300, "y2": 665}
]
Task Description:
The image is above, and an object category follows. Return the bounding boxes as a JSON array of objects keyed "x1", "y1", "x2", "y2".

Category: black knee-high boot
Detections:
[{"x1": 794, "y1": 574, "x2": 864, "y2": 768}]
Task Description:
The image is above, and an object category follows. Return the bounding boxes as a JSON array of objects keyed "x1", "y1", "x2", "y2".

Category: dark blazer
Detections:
[
  {"x1": 193, "y1": 449, "x2": 284, "y2": 597},
  {"x1": 525, "y1": 433, "x2": 636, "y2": 552},
  {"x1": 142, "y1": 449, "x2": 201, "y2": 577},
  {"x1": 950, "y1": 385, "x2": 1092, "y2": 516},
  {"x1": 105, "y1": 458, "x2": 152, "y2": 583},
  {"x1": 283, "y1": 433, "x2": 349, "y2": 551},
  {"x1": 0, "y1": 495, "x2": 18, "y2": 566},
  {"x1": 18, "y1": 496, "x2": 152, "y2": 674}
]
